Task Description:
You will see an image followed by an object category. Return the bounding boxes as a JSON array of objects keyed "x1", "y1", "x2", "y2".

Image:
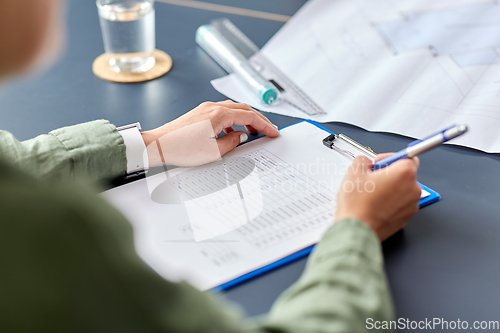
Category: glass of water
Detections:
[{"x1": 97, "y1": 0, "x2": 156, "y2": 73}]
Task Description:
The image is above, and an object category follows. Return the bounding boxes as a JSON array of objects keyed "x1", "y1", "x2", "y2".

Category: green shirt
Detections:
[{"x1": 0, "y1": 120, "x2": 394, "y2": 332}]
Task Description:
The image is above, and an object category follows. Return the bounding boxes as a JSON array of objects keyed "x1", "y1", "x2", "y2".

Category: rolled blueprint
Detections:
[{"x1": 196, "y1": 24, "x2": 279, "y2": 105}]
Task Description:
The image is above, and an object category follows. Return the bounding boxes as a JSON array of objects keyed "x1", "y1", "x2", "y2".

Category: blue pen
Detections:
[{"x1": 372, "y1": 125, "x2": 468, "y2": 170}]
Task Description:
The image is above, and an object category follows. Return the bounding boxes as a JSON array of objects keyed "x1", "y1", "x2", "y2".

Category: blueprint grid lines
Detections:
[{"x1": 212, "y1": 0, "x2": 500, "y2": 152}]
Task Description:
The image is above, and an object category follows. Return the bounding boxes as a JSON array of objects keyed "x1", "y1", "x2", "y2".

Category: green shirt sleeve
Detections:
[
  {"x1": 0, "y1": 159, "x2": 394, "y2": 332},
  {"x1": 0, "y1": 120, "x2": 127, "y2": 181},
  {"x1": 261, "y1": 219, "x2": 395, "y2": 333}
]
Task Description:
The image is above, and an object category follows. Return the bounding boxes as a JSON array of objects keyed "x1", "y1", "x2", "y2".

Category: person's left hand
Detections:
[{"x1": 141, "y1": 100, "x2": 280, "y2": 167}]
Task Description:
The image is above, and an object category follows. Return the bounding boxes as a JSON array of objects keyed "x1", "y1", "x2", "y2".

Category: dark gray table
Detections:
[{"x1": 1, "y1": 0, "x2": 499, "y2": 329}]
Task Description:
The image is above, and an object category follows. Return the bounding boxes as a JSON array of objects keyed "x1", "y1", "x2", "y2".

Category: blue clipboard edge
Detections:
[{"x1": 212, "y1": 120, "x2": 441, "y2": 292}]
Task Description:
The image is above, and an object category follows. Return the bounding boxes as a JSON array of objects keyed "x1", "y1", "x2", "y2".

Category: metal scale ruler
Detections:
[{"x1": 206, "y1": 19, "x2": 327, "y2": 116}]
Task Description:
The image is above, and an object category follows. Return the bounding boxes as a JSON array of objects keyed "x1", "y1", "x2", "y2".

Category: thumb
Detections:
[
  {"x1": 374, "y1": 152, "x2": 395, "y2": 163},
  {"x1": 349, "y1": 156, "x2": 373, "y2": 175},
  {"x1": 217, "y1": 131, "x2": 248, "y2": 156}
]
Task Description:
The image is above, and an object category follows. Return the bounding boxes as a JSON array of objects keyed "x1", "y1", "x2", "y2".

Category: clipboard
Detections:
[{"x1": 213, "y1": 120, "x2": 441, "y2": 292}]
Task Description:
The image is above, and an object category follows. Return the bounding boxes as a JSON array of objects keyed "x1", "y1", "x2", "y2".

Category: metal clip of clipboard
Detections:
[{"x1": 323, "y1": 134, "x2": 377, "y2": 159}]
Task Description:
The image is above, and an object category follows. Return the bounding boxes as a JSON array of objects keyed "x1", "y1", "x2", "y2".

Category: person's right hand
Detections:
[{"x1": 335, "y1": 154, "x2": 422, "y2": 241}]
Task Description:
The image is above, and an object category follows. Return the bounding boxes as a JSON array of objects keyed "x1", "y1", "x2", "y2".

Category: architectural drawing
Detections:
[{"x1": 212, "y1": 0, "x2": 500, "y2": 152}]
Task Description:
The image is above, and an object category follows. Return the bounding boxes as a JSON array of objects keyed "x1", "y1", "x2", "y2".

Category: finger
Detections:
[
  {"x1": 393, "y1": 156, "x2": 419, "y2": 171},
  {"x1": 349, "y1": 156, "x2": 373, "y2": 174},
  {"x1": 374, "y1": 153, "x2": 395, "y2": 163},
  {"x1": 406, "y1": 196, "x2": 421, "y2": 222},
  {"x1": 222, "y1": 109, "x2": 279, "y2": 138},
  {"x1": 245, "y1": 125, "x2": 260, "y2": 134},
  {"x1": 216, "y1": 105, "x2": 261, "y2": 134},
  {"x1": 217, "y1": 100, "x2": 255, "y2": 111},
  {"x1": 213, "y1": 105, "x2": 278, "y2": 134},
  {"x1": 415, "y1": 202, "x2": 421, "y2": 214},
  {"x1": 218, "y1": 100, "x2": 278, "y2": 129},
  {"x1": 247, "y1": 108, "x2": 276, "y2": 128},
  {"x1": 372, "y1": 154, "x2": 419, "y2": 173},
  {"x1": 385, "y1": 158, "x2": 418, "y2": 180},
  {"x1": 217, "y1": 131, "x2": 248, "y2": 156},
  {"x1": 412, "y1": 156, "x2": 420, "y2": 169},
  {"x1": 224, "y1": 126, "x2": 235, "y2": 134},
  {"x1": 249, "y1": 109, "x2": 278, "y2": 130},
  {"x1": 413, "y1": 183, "x2": 423, "y2": 202}
]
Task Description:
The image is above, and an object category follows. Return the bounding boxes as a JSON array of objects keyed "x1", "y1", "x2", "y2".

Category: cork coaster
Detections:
[{"x1": 92, "y1": 49, "x2": 172, "y2": 83}]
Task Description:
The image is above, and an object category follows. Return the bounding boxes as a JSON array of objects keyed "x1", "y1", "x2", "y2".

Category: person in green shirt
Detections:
[{"x1": 0, "y1": 0, "x2": 422, "y2": 332}]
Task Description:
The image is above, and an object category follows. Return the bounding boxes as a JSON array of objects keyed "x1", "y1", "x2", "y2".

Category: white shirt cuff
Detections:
[{"x1": 117, "y1": 123, "x2": 149, "y2": 177}]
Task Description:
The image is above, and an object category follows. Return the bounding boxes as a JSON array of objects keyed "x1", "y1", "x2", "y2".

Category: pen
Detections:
[{"x1": 371, "y1": 124, "x2": 468, "y2": 170}]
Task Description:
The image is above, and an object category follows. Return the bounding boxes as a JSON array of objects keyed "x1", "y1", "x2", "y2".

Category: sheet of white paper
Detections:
[
  {"x1": 102, "y1": 122, "x2": 430, "y2": 291},
  {"x1": 212, "y1": 0, "x2": 500, "y2": 153}
]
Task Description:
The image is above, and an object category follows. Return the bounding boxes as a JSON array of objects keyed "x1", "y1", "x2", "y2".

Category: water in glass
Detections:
[{"x1": 97, "y1": 0, "x2": 155, "y2": 73}]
